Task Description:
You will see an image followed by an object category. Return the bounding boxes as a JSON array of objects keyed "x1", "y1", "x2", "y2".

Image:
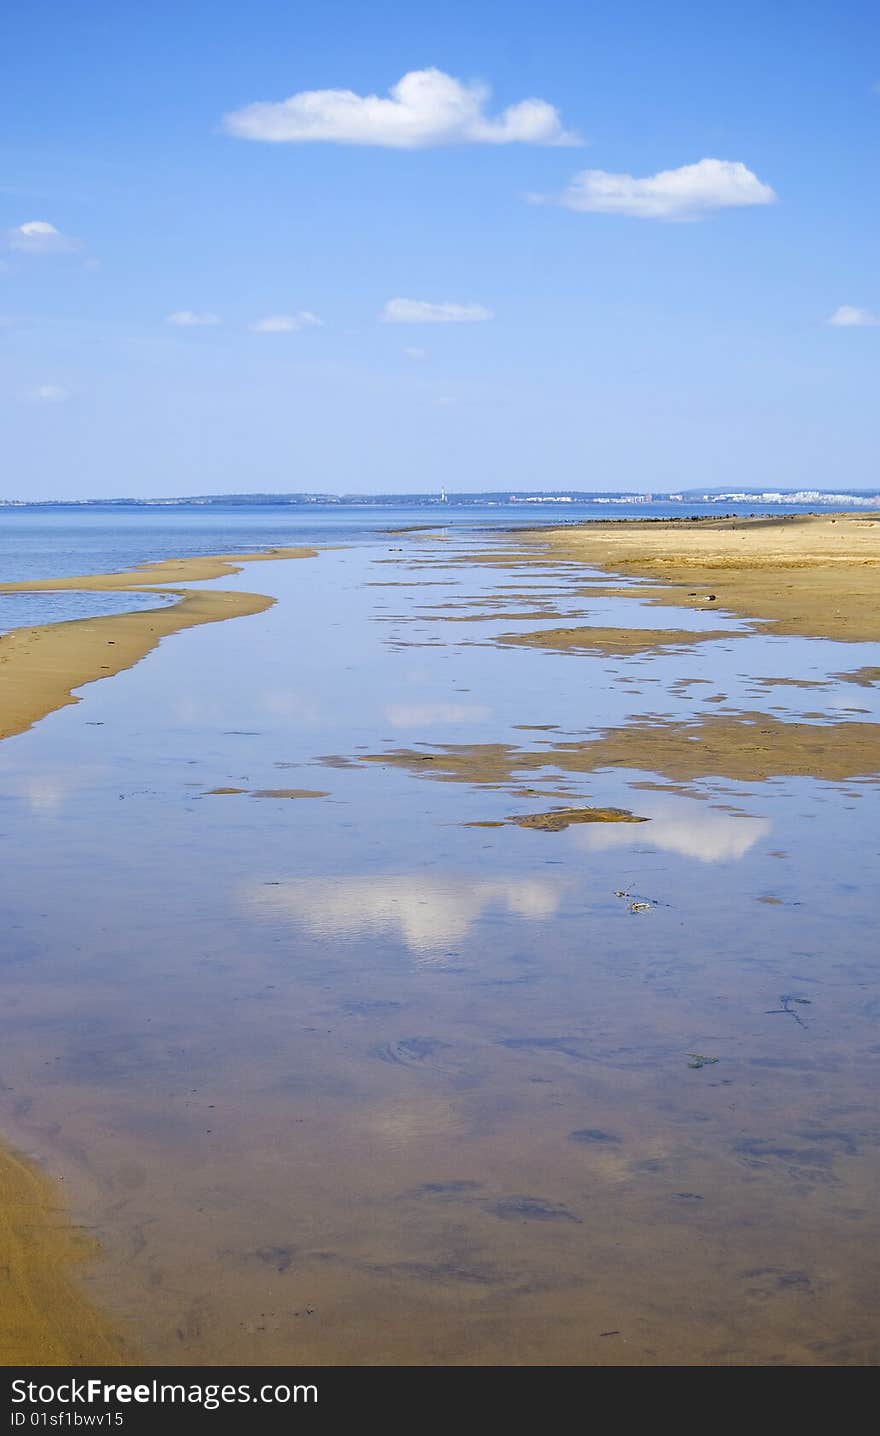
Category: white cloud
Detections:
[
  {"x1": 6, "y1": 220, "x2": 78, "y2": 254},
  {"x1": 381, "y1": 298, "x2": 492, "y2": 324},
  {"x1": 828, "y1": 304, "x2": 879, "y2": 327},
  {"x1": 26, "y1": 384, "x2": 71, "y2": 403},
  {"x1": 535, "y1": 157, "x2": 776, "y2": 221},
  {"x1": 403, "y1": 346, "x2": 428, "y2": 360},
  {"x1": 249, "y1": 311, "x2": 323, "y2": 333},
  {"x1": 165, "y1": 310, "x2": 221, "y2": 327},
  {"x1": 223, "y1": 67, "x2": 577, "y2": 148}
]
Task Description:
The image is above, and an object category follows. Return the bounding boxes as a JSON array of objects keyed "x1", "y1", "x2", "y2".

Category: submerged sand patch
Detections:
[
  {"x1": 0, "y1": 1144, "x2": 126, "y2": 1364},
  {"x1": 206, "y1": 787, "x2": 329, "y2": 800}
]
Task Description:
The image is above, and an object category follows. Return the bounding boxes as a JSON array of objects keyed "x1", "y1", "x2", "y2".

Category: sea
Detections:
[{"x1": 0, "y1": 494, "x2": 876, "y2": 629}]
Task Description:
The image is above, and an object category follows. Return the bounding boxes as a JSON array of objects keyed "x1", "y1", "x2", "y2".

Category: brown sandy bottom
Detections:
[
  {"x1": 0, "y1": 1144, "x2": 127, "y2": 1363},
  {"x1": 205, "y1": 788, "x2": 329, "y2": 800},
  {"x1": 2, "y1": 862, "x2": 878, "y2": 1368}
]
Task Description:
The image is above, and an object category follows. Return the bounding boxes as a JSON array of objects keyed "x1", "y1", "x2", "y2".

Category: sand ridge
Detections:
[{"x1": 0, "y1": 544, "x2": 318, "y2": 594}]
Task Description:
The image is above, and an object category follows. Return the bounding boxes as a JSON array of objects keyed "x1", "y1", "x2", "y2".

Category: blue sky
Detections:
[{"x1": 1, "y1": 0, "x2": 877, "y2": 498}]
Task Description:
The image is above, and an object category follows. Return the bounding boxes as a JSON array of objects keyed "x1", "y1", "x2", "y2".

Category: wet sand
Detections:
[{"x1": 344, "y1": 714, "x2": 880, "y2": 787}]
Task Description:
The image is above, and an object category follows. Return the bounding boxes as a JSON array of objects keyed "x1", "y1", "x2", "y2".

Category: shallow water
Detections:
[
  {"x1": 0, "y1": 589, "x2": 177, "y2": 634},
  {"x1": 0, "y1": 531, "x2": 878, "y2": 1365}
]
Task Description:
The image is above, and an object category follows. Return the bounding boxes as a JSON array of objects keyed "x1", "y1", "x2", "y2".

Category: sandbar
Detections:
[{"x1": 0, "y1": 546, "x2": 317, "y2": 743}]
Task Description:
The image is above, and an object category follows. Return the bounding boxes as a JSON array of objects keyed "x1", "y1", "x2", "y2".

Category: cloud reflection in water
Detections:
[
  {"x1": 249, "y1": 874, "x2": 562, "y2": 952},
  {"x1": 575, "y1": 800, "x2": 769, "y2": 863},
  {"x1": 385, "y1": 704, "x2": 492, "y2": 728}
]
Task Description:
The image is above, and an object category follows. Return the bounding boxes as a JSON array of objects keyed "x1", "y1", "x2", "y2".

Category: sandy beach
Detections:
[{"x1": 530, "y1": 511, "x2": 880, "y2": 644}]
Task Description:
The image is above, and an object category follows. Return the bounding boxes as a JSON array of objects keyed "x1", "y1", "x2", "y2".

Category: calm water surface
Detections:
[
  {"x1": 0, "y1": 527, "x2": 877, "y2": 1365},
  {"x1": 0, "y1": 497, "x2": 852, "y2": 580}
]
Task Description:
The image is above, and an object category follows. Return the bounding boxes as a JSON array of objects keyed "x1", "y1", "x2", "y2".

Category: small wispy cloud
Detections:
[
  {"x1": 223, "y1": 67, "x2": 578, "y2": 149},
  {"x1": 381, "y1": 298, "x2": 492, "y2": 324},
  {"x1": 532, "y1": 157, "x2": 776, "y2": 221},
  {"x1": 25, "y1": 384, "x2": 71, "y2": 402},
  {"x1": 249, "y1": 311, "x2": 323, "y2": 333},
  {"x1": 6, "y1": 220, "x2": 78, "y2": 254},
  {"x1": 403, "y1": 346, "x2": 428, "y2": 359},
  {"x1": 828, "y1": 304, "x2": 879, "y2": 327},
  {"x1": 165, "y1": 310, "x2": 221, "y2": 327}
]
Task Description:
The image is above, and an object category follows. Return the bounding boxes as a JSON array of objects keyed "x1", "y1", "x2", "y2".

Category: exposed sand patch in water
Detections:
[
  {"x1": 832, "y1": 666, "x2": 880, "y2": 688},
  {"x1": 499, "y1": 806, "x2": 648, "y2": 832},
  {"x1": 328, "y1": 713, "x2": 880, "y2": 786},
  {"x1": 495, "y1": 625, "x2": 742, "y2": 656}
]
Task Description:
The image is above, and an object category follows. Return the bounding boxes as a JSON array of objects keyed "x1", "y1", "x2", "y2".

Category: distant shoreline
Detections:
[{"x1": 3, "y1": 490, "x2": 880, "y2": 510}]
